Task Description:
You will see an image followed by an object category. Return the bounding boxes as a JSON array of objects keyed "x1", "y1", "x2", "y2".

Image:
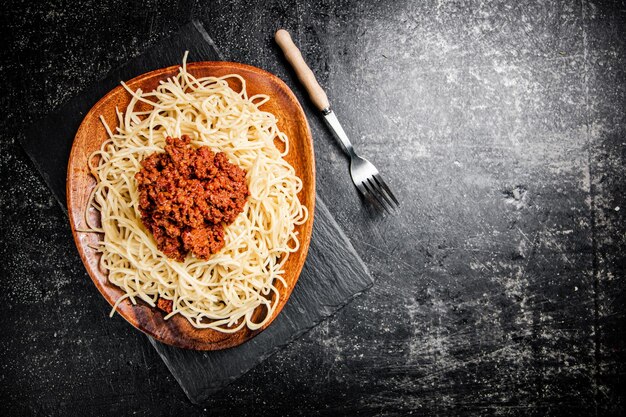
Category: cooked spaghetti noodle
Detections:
[{"x1": 84, "y1": 53, "x2": 308, "y2": 332}]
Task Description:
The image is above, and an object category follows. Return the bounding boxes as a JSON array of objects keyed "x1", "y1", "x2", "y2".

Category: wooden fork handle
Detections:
[{"x1": 275, "y1": 29, "x2": 330, "y2": 111}]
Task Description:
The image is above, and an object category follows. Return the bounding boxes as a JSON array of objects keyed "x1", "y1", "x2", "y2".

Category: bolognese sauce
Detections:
[{"x1": 135, "y1": 135, "x2": 248, "y2": 262}]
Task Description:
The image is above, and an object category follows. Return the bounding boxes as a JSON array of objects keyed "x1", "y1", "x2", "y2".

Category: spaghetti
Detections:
[{"x1": 85, "y1": 53, "x2": 308, "y2": 332}]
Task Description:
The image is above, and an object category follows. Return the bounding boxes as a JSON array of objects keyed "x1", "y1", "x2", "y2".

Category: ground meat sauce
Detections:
[
  {"x1": 156, "y1": 297, "x2": 173, "y2": 314},
  {"x1": 135, "y1": 135, "x2": 248, "y2": 262}
]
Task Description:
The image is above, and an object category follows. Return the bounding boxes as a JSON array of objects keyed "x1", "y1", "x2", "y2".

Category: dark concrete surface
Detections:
[{"x1": 1, "y1": 0, "x2": 625, "y2": 416}]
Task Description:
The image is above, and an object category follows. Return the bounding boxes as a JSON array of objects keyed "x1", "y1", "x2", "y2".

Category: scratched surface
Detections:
[{"x1": 1, "y1": 0, "x2": 625, "y2": 416}]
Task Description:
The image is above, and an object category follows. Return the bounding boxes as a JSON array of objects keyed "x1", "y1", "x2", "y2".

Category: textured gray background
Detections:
[{"x1": 1, "y1": 0, "x2": 625, "y2": 416}]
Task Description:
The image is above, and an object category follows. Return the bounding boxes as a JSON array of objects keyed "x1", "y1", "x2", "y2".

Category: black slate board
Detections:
[{"x1": 18, "y1": 20, "x2": 373, "y2": 404}]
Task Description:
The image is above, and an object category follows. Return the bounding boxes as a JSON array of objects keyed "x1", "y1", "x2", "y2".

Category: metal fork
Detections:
[{"x1": 276, "y1": 29, "x2": 399, "y2": 213}]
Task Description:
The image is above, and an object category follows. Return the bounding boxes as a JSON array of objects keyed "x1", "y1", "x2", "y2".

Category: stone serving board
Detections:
[{"x1": 19, "y1": 20, "x2": 373, "y2": 404}]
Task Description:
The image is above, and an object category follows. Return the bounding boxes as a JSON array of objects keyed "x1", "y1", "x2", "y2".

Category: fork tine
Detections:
[
  {"x1": 363, "y1": 179, "x2": 392, "y2": 214},
  {"x1": 373, "y1": 173, "x2": 399, "y2": 206},
  {"x1": 356, "y1": 181, "x2": 387, "y2": 213},
  {"x1": 367, "y1": 178, "x2": 395, "y2": 213}
]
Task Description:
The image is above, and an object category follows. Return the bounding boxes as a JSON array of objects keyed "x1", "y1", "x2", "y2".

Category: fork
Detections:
[{"x1": 275, "y1": 29, "x2": 399, "y2": 213}]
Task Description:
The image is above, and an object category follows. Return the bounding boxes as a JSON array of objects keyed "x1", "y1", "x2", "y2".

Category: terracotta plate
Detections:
[{"x1": 67, "y1": 62, "x2": 315, "y2": 350}]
